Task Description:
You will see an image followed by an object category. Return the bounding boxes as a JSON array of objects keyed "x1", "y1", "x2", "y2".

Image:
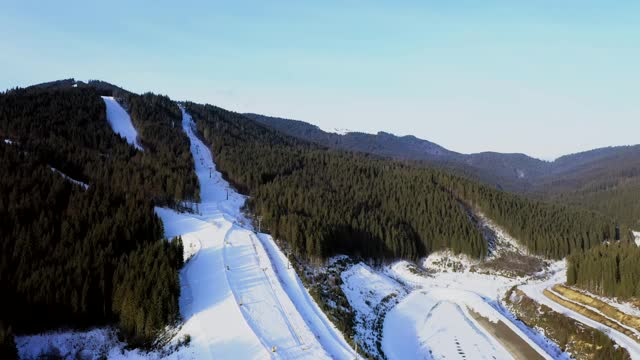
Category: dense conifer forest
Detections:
[
  {"x1": 549, "y1": 179, "x2": 640, "y2": 237},
  {"x1": 0, "y1": 85, "x2": 195, "y2": 348},
  {"x1": 185, "y1": 102, "x2": 617, "y2": 262},
  {"x1": 567, "y1": 242, "x2": 640, "y2": 299}
]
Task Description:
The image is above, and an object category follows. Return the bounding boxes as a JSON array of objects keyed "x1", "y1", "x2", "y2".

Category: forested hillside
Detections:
[
  {"x1": 250, "y1": 113, "x2": 640, "y2": 235},
  {"x1": 187, "y1": 102, "x2": 617, "y2": 262},
  {"x1": 540, "y1": 149, "x2": 640, "y2": 234},
  {"x1": 0, "y1": 85, "x2": 193, "y2": 347},
  {"x1": 567, "y1": 243, "x2": 640, "y2": 299},
  {"x1": 113, "y1": 90, "x2": 199, "y2": 205}
]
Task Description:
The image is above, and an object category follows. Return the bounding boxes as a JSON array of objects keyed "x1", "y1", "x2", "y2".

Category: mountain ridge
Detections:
[{"x1": 245, "y1": 113, "x2": 639, "y2": 192}]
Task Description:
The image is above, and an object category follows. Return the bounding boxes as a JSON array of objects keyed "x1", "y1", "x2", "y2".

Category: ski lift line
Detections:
[
  {"x1": 253, "y1": 232, "x2": 358, "y2": 358},
  {"x1": 220, "y1": 225, "x2": 275, "y2": 356},
  {"x1": 246, "y1": 228, "x2": 305, "y2": 346},
  {"x1": 223, "y1": 223, "x2": 304, "y2": 350}
]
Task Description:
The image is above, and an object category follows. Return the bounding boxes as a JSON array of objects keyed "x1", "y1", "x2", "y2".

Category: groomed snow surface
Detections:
[
  {"x1": 101, "y1": 96, "x2": 143, "y2": 151},
  {"x1": 155, "y1": 107, "x2": 355, "y2": 359}
]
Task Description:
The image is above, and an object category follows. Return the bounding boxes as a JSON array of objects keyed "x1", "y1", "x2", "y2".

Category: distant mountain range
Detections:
[
  {"x1": 247, "y1": 113, "x2": 640, "y2": 229},
  {"x1": 246, "y1": 113, "x2": 639, "y2": 190}
]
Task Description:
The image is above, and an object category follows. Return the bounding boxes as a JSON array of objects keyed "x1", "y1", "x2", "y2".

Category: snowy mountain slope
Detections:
[
  {"x1": 155, "y1": 209, "x2": 269, "y2": 359},
  {"x1": 520, "y1": 261, "x2": 640, "y2": 359},
  {"x1": 340, "y1": 263, "x2": 408, "y2": 358},
  {"x1": 154, "y1": 107, "x2": 355, "y2": 359},
  {"x1": 101, "y1": 96, "x2": 143, "y2": 151}
]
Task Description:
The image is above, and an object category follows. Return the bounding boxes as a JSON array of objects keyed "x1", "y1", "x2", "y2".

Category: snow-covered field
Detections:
[
  {"x1": 101, "y1": 96, "x2": 143, "y2": 151},
  {"x1": 381, "y1": 259, "x2": 559, "y2": 360},
  {"x1": 385, "y1": 291, "x2": 513, "y2": 360}
]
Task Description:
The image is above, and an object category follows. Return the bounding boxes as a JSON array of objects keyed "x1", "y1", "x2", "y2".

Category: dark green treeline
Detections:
[
  {"x1": 567, "y1": 242, "x2": 640, "y2": 299},
  {"x1": 0, "y1": 86, "x2": 194, "y2": 346}
]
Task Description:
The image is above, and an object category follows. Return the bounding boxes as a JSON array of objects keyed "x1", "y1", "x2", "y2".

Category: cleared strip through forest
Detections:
[{"x1": 543, "y1": 288, "x2": 640, "y2": 343}]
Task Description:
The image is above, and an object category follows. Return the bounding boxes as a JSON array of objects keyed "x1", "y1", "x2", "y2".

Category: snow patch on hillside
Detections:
[
  {"x1": 50, "y1": 166, "x2": 89, "y2": 189},
  {"x1": 633, "y1": 231, "x2": 640, "y2": 247},
  {"x1": 17, "y1": 327, "x2": 194, "y2": 360},
  {"x1": 332, "y1": 128, "x2": 352, "y2": 135},
  {"x1": 422, "y1": 250, "x2": 478, "y2": 272},
  {"x1": 476, "y1": 212, "x2": 529, "y2": 258},
  {"x1": 341, "y1": 263, "x2": 407, "y2": 358},
  {"x1": 101, "y1": 96, "x2": 143, "y2": 151}
]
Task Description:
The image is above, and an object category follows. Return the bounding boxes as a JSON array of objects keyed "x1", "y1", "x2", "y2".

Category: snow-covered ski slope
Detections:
[
  {"x1": 520, "y1": 261, "x2": 640, "y2": 359},
  {"x1": 153, "y1": 107, "x2": 355, "y2": 359},
  {"x1": 101, "y1": 96, "x2": 143, "y2": 151}
]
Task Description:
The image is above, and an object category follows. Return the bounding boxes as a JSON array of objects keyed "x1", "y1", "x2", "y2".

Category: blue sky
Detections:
[{"x1": 1, "y1": 1, "x2": 638, "y2": 159}]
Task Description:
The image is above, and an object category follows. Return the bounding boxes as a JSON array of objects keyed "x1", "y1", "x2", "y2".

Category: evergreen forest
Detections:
[{"x1": 0, "y1": 85, "x2": 194, "y2": 348}]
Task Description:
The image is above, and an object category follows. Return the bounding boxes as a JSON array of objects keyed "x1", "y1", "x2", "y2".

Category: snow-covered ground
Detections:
[
  {"x1": 101, "y1": 96, "x2": 143, "y2": 151},
  {"x1": 340, "y1": 263, "x2": 407, "y2": 358},
  {"x1": 382, "y1": 259, "x2": 560, "y2": 360},
  {"x1": 520, "y1": 260, "x2": 640, "y2": 359},
  {"x1": 50, "y1": 166, "x2": 89, "y2": 189},
  {"x1": 18, "y1": 328, "x2": 138, "y2": 359},
  {"x1": 154, "y1": 107, "x2": 355, "y2": 359},
  {"x1": 633, "y1": 231, "x2": 640, "y2": 247},
  {"x1": 476, "y1": 212, "x2": 529, "y2": 259},
  {"x1": 385, "y1": 291, "x2": 513, "y2": 360}
]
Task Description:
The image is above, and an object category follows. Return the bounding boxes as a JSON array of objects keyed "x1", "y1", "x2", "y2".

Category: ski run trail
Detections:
[
  {"x1": 101, "y1": 96, "x2": 144, "y2": 151},
  {"x1": 155, "y1": 107, "x2": 355, "y2": 359}
]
